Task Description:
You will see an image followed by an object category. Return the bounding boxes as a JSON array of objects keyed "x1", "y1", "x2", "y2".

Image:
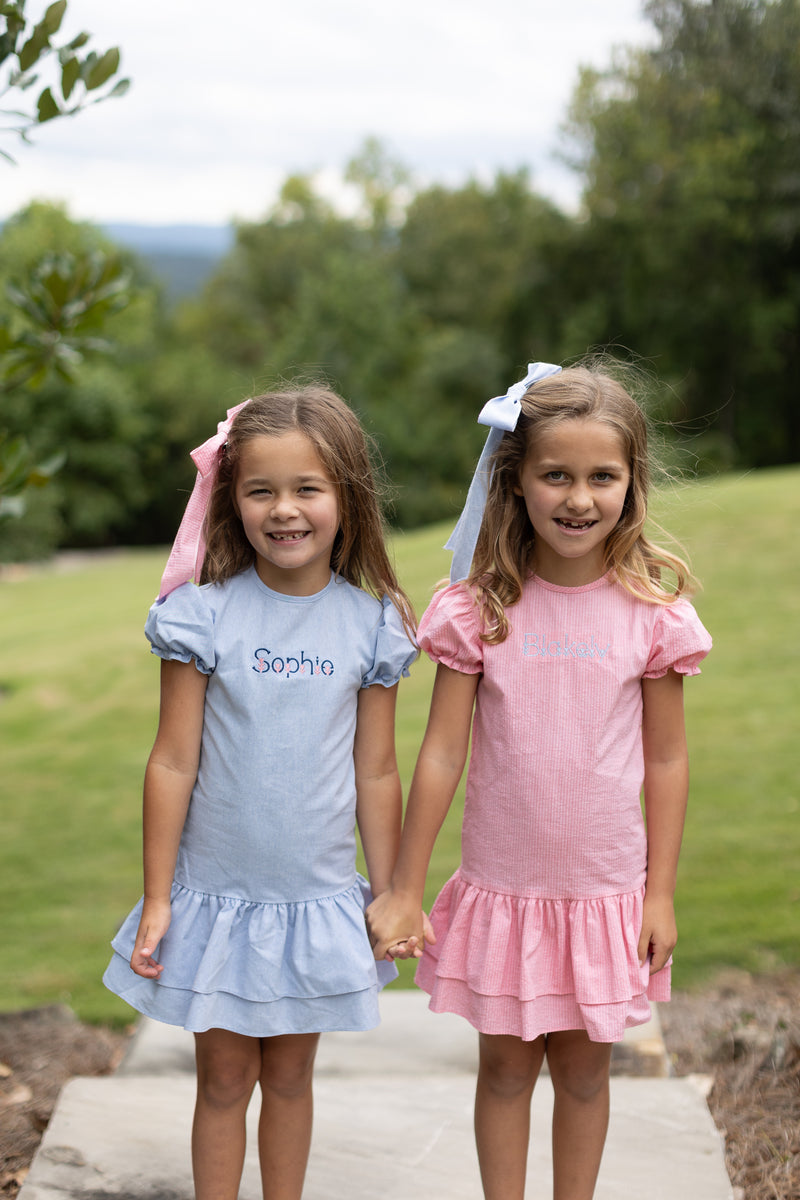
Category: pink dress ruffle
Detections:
[{"x1": 416, "y1": 872, "x2": 668, "y2": 1043}]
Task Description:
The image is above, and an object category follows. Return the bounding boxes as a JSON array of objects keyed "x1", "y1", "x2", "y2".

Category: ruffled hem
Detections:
[
  {"x1": 414, "y1": 871, "x2": 669, "y2": 1043},
  {"x1": 104, "y1": 874, "x2": 396, "y2": 1036}
]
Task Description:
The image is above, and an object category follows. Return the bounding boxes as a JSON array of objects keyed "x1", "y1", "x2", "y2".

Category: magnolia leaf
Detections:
[
  {"x1": 17, "y1": 21, "x2": 50, "y2": 71},
  {"x1": 42, "y1": 1, "x2": 67, "y2": 36},
  {"x1": 85, "y1": 47, "x2": 119, "y2": 91},
  {"x1": 60, "y1": 54, "x2": 79, "y2": 100},
  {"x1": 36, "y1": 86, "x2": 60, "y2": 123},
  {"x1": 105, "y1": 77, "x2": 130, "y2": 100}
]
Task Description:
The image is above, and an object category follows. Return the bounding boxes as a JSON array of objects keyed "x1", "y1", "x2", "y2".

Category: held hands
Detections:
[
  {"x1": 130, "y1": 897, "x2": 172, "y2": 978},
  {"x1": 638, "y1": 893, "x2": 678, "y2": 976},
  {"x1": 365, "y1": 888, "x2": 435, "y2": 962}
]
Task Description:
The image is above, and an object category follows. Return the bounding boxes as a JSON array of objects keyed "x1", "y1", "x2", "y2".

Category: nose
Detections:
[
  {"x1": 270, "y1": 492, "x2": 300, "y2": 520},
  {"x1": 565, "y1": 482, "x2": 593, "y2": 513}
]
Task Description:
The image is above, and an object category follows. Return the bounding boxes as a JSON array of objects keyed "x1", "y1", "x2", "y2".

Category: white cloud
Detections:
[{"x1": 0, "y1": 0, "x2": 654, "y2": 225}]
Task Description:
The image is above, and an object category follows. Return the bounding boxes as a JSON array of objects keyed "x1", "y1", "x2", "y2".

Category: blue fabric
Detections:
[
  {"x1": 103, "y1": 567, "x2": 413, "y2": 1034},
  {"x1": 445, "y1": 361, "x2": 562, "y2": 582}
]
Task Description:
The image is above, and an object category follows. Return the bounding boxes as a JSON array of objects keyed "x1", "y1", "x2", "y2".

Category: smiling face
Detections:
[
  {"x1": 233, "y1": 430, "x2": 340, "y2": 595},
  {"x1": 514, "y1": 418, "x2": 631, "y2": 586}
]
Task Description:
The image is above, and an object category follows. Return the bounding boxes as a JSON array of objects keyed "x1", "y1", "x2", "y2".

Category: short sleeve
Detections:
[
  {"x1": 417, "y1": 583, "x2": 484, "y2": 674},
  {"x1": 144, "y1": 582, "x2": 216, "y2": 675},
  {"x1": 643, "y1": 598, "x2": 712, "y2": 679},
  {"x1": 361, "y1": 596, "x2": 418, "y2": 688}
]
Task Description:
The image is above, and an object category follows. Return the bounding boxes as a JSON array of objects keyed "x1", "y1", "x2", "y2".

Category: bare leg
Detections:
[
  {"x1": 546, "y1": 1030, "x2": 612, "y2": 1200},
  {"x1": 475, "y1": 1032, "x2": 546, "y2": 1200},
  {"x1": 257, "y1": 1032, "x2": 320, "y2": 1200},
  {"x1": 193, "y1": 1029, "x2": 262, "y2": 1200}
]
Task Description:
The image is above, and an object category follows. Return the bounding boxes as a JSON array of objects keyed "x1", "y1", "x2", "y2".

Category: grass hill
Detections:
[{"x1": 0, "y1": 466, "x2": 797, "y2": 1023}]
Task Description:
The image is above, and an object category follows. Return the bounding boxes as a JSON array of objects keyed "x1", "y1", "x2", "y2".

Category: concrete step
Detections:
[{"x1": 19, "y1": 991, "x2": 733, "y2": 1200}]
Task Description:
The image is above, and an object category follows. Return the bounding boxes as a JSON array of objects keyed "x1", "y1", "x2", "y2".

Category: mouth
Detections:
[
  {"x1": 268, "y1": 531, "x2": 309, "y2": 543},
  {"x1": 555, "y1": 518, "x2": 597, "y2": 531}
]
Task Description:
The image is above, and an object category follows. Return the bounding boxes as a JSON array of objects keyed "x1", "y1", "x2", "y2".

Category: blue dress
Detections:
[{"x1": 103, "y1": 566, "x2": 416, "y2": 1036}]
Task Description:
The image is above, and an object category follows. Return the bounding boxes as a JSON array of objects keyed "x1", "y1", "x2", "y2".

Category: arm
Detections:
[
  {"x1": 130, "y1": 657, "x2": 208, "y2": 978},
  {"x1": 638, "y1": 668, "x2": 689, "y2": 974},
  {"x1": 366, "y1": 664, "x2": 479, "y2": 960},
  {"x1": 354, "y1": 682, "x2": 402, "y2": 899}
]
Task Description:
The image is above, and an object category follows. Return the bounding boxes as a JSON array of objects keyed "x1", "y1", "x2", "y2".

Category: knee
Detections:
[
  {"x1": 478, "y1": 1036, "x2": 542, "y2": 1101},
  {"x1": 547, "y1": 1044, "x2": 611, "y2": 1104},
  {"x1": 260, "y1": 1037, "x2": 318, "y2": 1102},
  {"x1": 196, "y1": 1054, "x2": 260, "y2": 1111}
]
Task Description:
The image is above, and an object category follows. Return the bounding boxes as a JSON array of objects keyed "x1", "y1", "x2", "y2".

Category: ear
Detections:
[{"x1": 512, "y1": 481, "x2": 524, "y2": 497}]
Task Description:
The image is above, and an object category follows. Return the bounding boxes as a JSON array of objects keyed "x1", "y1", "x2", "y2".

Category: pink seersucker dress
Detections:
[{"x1": 414, "y1": 572, "x2": 711, "y2": 1043}]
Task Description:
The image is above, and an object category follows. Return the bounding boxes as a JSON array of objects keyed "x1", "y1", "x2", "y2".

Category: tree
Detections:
[
  {"x1": 1, "y1": 1, "x2": 131, "y2": 525},
  {"x1": 563, "y1": 0, "x2": 800, "y2": 468},
  {"x1": 0, "y1": 204, "x2": 160, "y2": 557},
  {"x1": 0, "y1": 0, "x2": 129, "y2": 161}
]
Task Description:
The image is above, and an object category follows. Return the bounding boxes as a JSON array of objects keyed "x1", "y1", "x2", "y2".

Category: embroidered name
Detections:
[
  {"x1": 523, "y1": 633, "x2": 611, "y2": 660},
  {"x1": 251, "y1": 648, "x2": 334, "y2": 677}
]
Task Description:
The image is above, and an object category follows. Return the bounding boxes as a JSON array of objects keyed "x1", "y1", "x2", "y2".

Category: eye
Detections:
[{"x1": 545, "y1": 470, "x2": 567, "y2": 482}]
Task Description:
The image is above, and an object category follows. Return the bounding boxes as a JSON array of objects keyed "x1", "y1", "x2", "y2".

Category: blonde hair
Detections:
[
  {"x1": 200, "y1": 385, "x2": 416, "y2": 639},
  {"x1": 469, "y1": 365, "x2": 697, "y2": 642}
]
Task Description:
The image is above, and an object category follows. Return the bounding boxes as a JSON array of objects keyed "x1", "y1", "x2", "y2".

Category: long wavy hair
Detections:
[
  {"x1": 200, "y1": 385, "x2": 416, "y2": 639},
  {"x1": 469, "y1": 365, "x2": 697, "y2": 642}
]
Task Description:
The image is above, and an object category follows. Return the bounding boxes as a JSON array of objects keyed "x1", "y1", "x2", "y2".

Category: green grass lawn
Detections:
[{"x1": 1, "y1": 467, "x2": 797, "y2": 1024}]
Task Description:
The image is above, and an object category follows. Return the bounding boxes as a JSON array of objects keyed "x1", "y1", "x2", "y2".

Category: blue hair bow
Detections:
[{"x1": 445, "y1": 361, "x2": 562, "y2": 582}]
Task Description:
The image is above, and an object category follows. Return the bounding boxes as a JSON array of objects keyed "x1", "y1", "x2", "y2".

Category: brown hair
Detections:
[
  {"x1": 469, "y1": 365, "x2": 697, "y2": 642},
  {"x1": 200, "y1": 385, "x2": 416, "y2": 638}
]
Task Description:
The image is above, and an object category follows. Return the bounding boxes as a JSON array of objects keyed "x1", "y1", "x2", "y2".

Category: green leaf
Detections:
[
  {"x1": 105, "y1": 77, "x2": 131, "y2": 101},
  {"x1": 85, "y1": 47, "x2": 120, "y2": 91},
  {"x1": 18, "y1": 24, "x2": 50, "y2": 72},
  {"x1": 60, "y1": 53, "x2": 80, "y2": 101},
  {"x1": 43, "y1": 0, "x2": 67, "y2": 36},
  {"x1": 36, "y1": 85, "x2": 60, "y2": 123},
  {"x1": 65, "y1": 32, "x2": 90, "y2": 51}
]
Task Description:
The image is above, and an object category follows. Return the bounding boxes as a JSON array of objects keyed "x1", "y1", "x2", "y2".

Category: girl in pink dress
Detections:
[{"x1": 367, "y1": 362, "x2": 711, "y2": 1200}]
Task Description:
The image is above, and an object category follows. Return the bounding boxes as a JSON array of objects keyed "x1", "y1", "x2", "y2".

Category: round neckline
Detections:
[{"x1": 248, "y1": 564, "x2": 337, "y2": 602}]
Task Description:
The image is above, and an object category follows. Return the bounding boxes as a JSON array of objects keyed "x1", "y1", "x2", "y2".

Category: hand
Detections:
[
  {"x1": 385, "y1": 913, "x2": 436, "y2": 961},
  {"x1": 130, "y1": 897, "x2": 172, "y2": 978},
  {"x1": 366, "y1": 889, "x2": 435, "y2": 961},
  {"x1": 638, "y1": 893, "x2": 677, "y2": 975}
]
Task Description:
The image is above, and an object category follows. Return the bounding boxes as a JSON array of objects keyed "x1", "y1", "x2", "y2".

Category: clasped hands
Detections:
[{"x1": 365, "y1": 888, "x2": 435, "y2": 962}]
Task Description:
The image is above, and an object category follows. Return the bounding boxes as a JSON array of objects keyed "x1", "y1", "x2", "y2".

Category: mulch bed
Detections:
[
  {"x1": 659, "y1": 968, "x2": 800, "y2": 1200},
  {"x1": 1, "y1": 970, "x2": 798, "y2": 1199}
]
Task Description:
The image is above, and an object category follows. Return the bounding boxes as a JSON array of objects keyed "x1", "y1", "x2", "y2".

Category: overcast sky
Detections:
[{"x1": 1, "y1": 0, "x2": 655, "y2": 228}]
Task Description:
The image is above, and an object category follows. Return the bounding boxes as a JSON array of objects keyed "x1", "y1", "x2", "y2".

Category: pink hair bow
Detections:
[{"x1": 157, "y1": 399, "x2": 252, "y2": 601}]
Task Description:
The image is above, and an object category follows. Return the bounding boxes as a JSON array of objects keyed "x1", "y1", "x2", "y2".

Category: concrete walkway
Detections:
[{"x1": 19, "y1": 990, "x2": 733, "y2": 1199}]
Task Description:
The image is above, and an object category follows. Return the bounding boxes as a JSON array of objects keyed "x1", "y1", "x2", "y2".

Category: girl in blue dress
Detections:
[{"x1": 104, "y1": 385, "x2": 417, "y2": 1200}]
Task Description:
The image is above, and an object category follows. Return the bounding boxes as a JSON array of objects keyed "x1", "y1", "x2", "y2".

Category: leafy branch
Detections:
[{"x1": 0, "y1": 0, "x2": 130, "y2": 161}]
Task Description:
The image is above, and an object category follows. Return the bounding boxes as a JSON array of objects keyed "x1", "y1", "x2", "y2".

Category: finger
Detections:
[{"x1": 637, "y1": 930, "x2": 652, "y2": 967}]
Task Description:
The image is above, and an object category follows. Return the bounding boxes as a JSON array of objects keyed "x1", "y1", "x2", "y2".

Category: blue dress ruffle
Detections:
[{"x1": 103, "y1": 875, "x2": 396, "y2": 1036}]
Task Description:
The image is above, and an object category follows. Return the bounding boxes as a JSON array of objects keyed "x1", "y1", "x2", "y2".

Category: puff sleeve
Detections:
[
  {"x1": 417, "y1": 583, "x2": 485, "y2": 674},
  {"x1": 644, "y1": 598, "x2": 712, "y2": 679},
  {"x1": 361, "y1": 596, "x2": 418, "y2": 688},
  {"x1": 144, "y1": 582, "x2": 216, "y2": 675}
]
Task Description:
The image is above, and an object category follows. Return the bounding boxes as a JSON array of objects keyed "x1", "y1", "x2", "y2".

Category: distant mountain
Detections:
[
  {"x1": 102, "y1": 222, "x2": 235, "y2": 258},
  {"x1": 101, "y1": 222, "x2": 236, "y2": 301}
]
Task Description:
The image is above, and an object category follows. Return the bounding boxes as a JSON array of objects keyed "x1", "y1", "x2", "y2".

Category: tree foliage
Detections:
[
  {"x1": 563, "y1": 0, "x2": 800, "y2": 467},
  {"x1": 3, "y1": 2, "x2": 800, "y2": 556},
  {"x1": 0, "y1": 0, "x2": 129, "y2": 160}
]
